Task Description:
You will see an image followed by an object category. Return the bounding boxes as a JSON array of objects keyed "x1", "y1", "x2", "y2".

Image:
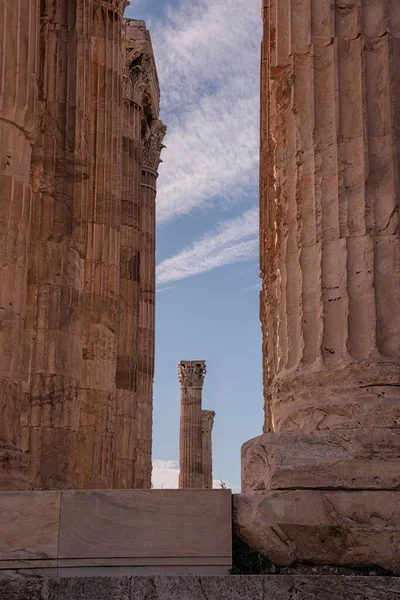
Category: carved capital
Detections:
[
  {"x1": 100, "y1": 0, "x2": 129, "y2": 15},
  {"x1": 141, "y1": 119, "x2": 167, "y2": 171},
  {"x1": 178, "y1": 361, "x2": 207, "y2": 388},
  {"x1": 123, "y1": 52, "x2": 151, "y2": 104},
  {"x1": 202, "y1": 410, "x2": 216, "y2": 432}
]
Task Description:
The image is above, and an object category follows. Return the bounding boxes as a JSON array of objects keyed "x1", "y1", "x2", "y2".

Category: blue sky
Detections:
[{"x1": 125, "y1": 0, "x2": 263, "y2": 491}]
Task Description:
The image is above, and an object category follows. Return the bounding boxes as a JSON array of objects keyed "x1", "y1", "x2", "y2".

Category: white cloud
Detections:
[
  {"x1": 156, "y1": 207, "x2": 258, "y2": 286},
  {"x1": 151, "y1": 0, "x2": 261, "y2": 223},
  {"x1": 152, "y1": 459, "x2": 231, "y2": 489}
]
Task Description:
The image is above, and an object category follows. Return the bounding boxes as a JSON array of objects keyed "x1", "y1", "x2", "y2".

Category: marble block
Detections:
[{"x1": 242, "y1": 429, "x2": 400, "y2": 492}]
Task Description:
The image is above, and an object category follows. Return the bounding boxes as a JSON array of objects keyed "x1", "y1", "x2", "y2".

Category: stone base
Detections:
[
  {"x1": 242, "y1": 429, "x2": 400, "y2": 491},
  {"x1": 1, "y1": 576, "x2": 400, "y2": 600},
  {"x1": 233, "y1": 491, "x2": 400, "y2": 574}
]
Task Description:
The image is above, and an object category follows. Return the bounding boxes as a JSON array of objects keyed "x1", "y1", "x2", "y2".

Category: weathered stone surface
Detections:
[
  {"x1": 233, "y1": 491, "x2": 400, "y2": 574},
  {"x1": 202, "y1": 410, "x2": 215, "y2": 489},
  {"x1": 0, "y1": 492, "x2": 60, "y2": 562},
  {"x1": 179, "y1": 361, "x2": 206, "y2": 489},
  {"x1": 242, "y1": 429, "x2": 400, "y2": 492},
  {"x1": 2, "y1": 576, "x2": 400, "y2": 600},
  {"x1": 0, "y1": 4, "x2": 165, "y2": 490},
  {"x1": 258, "y1": 0, "x2": 400, "y2": 434}
]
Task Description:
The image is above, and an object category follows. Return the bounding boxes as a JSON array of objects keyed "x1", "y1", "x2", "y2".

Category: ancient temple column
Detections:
[
  {"x1": 21, "y1": 0, "x2": 91, "y2": 489},
  {"x1": 201, "y1": 410, "x2": 215, "y2": 489},
  {"x1": 76, "y1": 0, "x2": 127, "y2": 489},
  {"x1": 178, "y1": 361, "x2": 206, "y2": 489},
  {"x1": 0, "y1": 0, "x2": 39, "y2": 490},
  {"x1": 243, "y1": 0, "x2": 400, "y2": 494},
  {"x1": 133, "y1": 117, "x2": 166, "y2": 489}
]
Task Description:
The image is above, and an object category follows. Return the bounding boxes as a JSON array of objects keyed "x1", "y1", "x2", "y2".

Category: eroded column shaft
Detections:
[
  {"x1": 202, "y1": 410, "x2": 215, "y2": 489},
  {"x1": 0, "y1": 0, "x2": 39, "y2": 489},
  {"x1": 261, "y1": 0, "x2": 400, "y2": 434},
  {"x1": 77, "y1": 0, "x2": 127, "y2": 489},
  {"x1": 23, "y1": 0, "x2": 91, "y2": 489}
]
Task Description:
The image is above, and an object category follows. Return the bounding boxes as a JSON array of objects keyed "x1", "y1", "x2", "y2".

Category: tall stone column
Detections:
[
  {"x1": 22, "y1": 0, "x2": 91, "y2": 489},
  {"x1": 202, "y1": 410, "x2": 215, "y2": 489},
  {"x1": 134, "y1": 118, "x2": 166, "y2": 489},
  {"x1": 257, "y1": 0, "x2": 400, "y2": 440},
  {"x1": 178, "y1": 361, "x2": 206, "y2": 489},
  {"x1": 0, "y1": 0, "x2": 39, "y2": 490},
  {"x1": 76, "y1": 0, "x2": 127, "y2": 489},
  {"x1": 236, "y1": 0, "x2": 400, "y2": 573},
  {"x1": 114, "y1": 20, "x2": 165, "y2": 489}
]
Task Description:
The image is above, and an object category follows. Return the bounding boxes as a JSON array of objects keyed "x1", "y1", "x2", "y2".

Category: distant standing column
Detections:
[
  {"x1": 202, "y1": 410, "x2": 215, "y2": 489},
  {"x1": 178, "y1": 361, "x2": 206, "y2": 489}
]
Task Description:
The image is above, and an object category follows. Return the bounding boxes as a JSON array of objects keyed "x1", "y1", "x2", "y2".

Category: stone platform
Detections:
[
  {"x1": 1, "y1": 576, "x2": 400, "y2": 600},
  {"x1": 0, "y1": 490, "x2": 232, "y2": 577}
]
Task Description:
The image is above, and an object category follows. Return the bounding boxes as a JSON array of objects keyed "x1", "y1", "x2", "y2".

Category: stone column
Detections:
[
  {"x1": 0, "y1": 0, "x2": 39, "y2": 490},
  {"x1": 76, "y1": 0, "x2": 127, "y2": 489},
  {"x1": 22, "y1": 0, "x2": 91, "y2": 489},
  {"x1": 202, "y1": 410, "x2": 215, "y2": 489},
  {"x1": 178, "y1": 361, "x2": 206, "y2": 489},
  {"x1": 133, "y1": 118, "x2": 166, "y2": 489},
  {"x1": 236, "y1": 0, "x2": 400, "y2": 572},
  {"x1": 257, "y1": 0, "x2": 400, "y2": 440}
]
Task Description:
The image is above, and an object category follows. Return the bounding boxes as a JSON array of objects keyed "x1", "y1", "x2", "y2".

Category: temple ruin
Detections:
[
  {"x1": 234, "y1": 0, "x2": 400, "y2": 572},
  {"x1": 178, "y1": 361, "x2": 215, "y2": 489},
  {"x1": 0, "y1": 0, "x2": 165, "y2": 491}
]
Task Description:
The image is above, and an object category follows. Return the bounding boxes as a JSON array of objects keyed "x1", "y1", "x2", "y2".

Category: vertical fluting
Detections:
[
  {"x1": 0, "y1": 0, "x2": 39, "y2": 489},
  {"x1": 201, "y1": 410, "x2": 215, "y2": 489},
  {"x1": 113, "y1": 24, "x2": 143, "y2": 490},
  {"x1": 23, "y1": 0, "x2": 90, "y2": 489},
  {"x1": 77, "y1": 0, "x2": 126, "y2": 489},
  {"x1": 178, "y1": 361, "x2": 206, "y2": 489},
  {"x1": 134, "y1": 117, "x2": 165, "y2": 489},
  {"x1": 260, "y1": 0, "x2": 400, "y2": 434}
]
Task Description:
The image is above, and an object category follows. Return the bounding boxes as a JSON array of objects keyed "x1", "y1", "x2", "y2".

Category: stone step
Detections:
[{"x1": 1, "y1": 575, "x2": 400, "y2": 600}]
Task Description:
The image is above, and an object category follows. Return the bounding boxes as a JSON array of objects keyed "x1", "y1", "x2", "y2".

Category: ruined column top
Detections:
[
  {"x1": 98, "y1": 0, "x2": 129, "y2": 15},
  {"x1": 202, "y1": 410, "x2": 216, "y2": 429},
  {"x1": 178, "y1": 361, "x2": 207, "y2": 388}
]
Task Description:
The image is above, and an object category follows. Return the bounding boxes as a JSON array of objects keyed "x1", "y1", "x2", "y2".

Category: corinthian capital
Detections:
[
  {"x1": 178, "y1": 361, "x2": 207, "y2": 388},
  {"x1": 141, "y1": 119, "x2": 167, "y2": 171}
]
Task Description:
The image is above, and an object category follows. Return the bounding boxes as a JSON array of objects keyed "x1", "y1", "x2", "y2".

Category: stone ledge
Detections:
[
  {"x1": 242, "y1": 429, "x2": 400, "y2": 491},
  {"x1": 1, "y1": 576, "x2": 400, "y2": 600},
  {"x1": 233, "y1": 491, "x2": 400, "y2": 574}
]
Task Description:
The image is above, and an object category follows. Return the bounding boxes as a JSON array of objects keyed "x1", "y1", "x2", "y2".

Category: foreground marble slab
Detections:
[
  {"x1": 0, "y1": 490, "x2": 231, "y2": 576},
  {"x1": 234, "y1": 491, "x2": 400, "y2": 574},
  {"x1": 1, "y1": 576, "x2": 400, "y2": 600}
]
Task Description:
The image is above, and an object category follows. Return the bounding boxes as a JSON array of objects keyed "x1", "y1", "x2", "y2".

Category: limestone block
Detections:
[
  {"x1": 58, "y1": 490, "x2": 231, "y2": 561},
  {"x1": 0, "y1": 492, "x2": 60, "y2": 561},
  {"x1": 242, "y1": 429, "x2": 400, "y2": 492},
  {"x1": 233, "y1": 491, "x2": 400, "y2": 573}
]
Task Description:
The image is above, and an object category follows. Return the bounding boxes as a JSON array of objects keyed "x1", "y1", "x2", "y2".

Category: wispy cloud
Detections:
[
  {"x1": 150, "y1": 0, "x2": 261, "y2": 223},
  {"x1": 157, "y1": 207, "x2": 258, "y2": 286},
  {"x1": 152, "y1": 459, "x2": 231, "y2": 489}
]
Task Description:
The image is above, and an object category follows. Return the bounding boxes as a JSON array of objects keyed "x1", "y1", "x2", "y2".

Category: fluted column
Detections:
[
  {"x1": 77, "y1": 0, "x2": 127, "y2": 489},
  {"x1": 178, "y1": 361, "x2": 206, "y2": 489},
  {"x1": 22, "y1": 0, "x2": 91, "y2": 489},
  {"x1": 113, "y1": 21, "x2": 144, "y2": 489},
  {"x1": 201, "y1": 410, "x2": 215, "y2": 489},
  {"x1": 0, "y1": 0, "x2": 39, "y2": 489},
  {"x1": 133, "y1": 118, "x2": 166, "y2": 489},
  {"x1": 259, "y1": 0, "x2": 400, "y2": 435}
]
